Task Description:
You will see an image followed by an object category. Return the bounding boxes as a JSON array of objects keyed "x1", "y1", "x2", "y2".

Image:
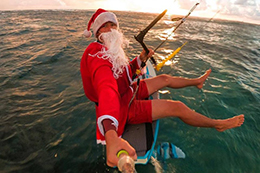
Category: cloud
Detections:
[
  {"x1": 56, "y1": 0, "x2": 66, "y2": 6},
  {"x1": 0, "y1": 0, "x2": 66, "y2": 10},
  {"x1": 184, "y1": 0, "x2": 260, "y2": 23},
  {"x1": 0, "y1": 0, "x2": 259, "y2": 24}
]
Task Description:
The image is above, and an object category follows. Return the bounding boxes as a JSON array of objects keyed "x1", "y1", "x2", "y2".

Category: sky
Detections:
[{"x1": 0, "y1": 0, "x2": 260, "y2": 25}]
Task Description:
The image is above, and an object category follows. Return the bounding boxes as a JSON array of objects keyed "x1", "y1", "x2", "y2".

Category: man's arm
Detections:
[
  {"x1": 129, "y1": 48, "x2": 155, "y2": 75},
  {"x1": 88, "y1": 57, "x2": 136, "y2": 167}
]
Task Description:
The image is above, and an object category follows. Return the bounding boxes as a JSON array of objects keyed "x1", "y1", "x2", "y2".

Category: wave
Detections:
[{"x1": 0, "y1": 10, "x2": 260, "y2": 173}]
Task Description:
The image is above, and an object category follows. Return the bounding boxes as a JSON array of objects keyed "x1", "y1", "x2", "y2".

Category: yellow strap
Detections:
[
  {"x1": 136, "y1": 69, "x2": 141, "y2": 75},
  {"x1": 117, "y1": 150, "x2": 129, "y2": 158},
  {"x1": 156, "y1": 41, "x2": 188, "y2": 71}
]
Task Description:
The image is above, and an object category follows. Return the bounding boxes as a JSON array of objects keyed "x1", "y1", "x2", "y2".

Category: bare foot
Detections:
[
  {"x1": 196, "y1": 69, "x2": 212, "y2": 89},
  {"x1": 216, "y1": 114, "x2": 244, "y2": 132}
]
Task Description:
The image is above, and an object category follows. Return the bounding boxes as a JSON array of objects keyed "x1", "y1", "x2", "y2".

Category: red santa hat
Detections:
[{"x1": 83, "y1": 8, "x2": 119, "y2": 38}]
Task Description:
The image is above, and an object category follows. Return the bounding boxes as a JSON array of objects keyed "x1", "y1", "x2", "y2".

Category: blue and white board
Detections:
[{"x1": 122, "y1": 60, "x2": 159, "y2": 164}]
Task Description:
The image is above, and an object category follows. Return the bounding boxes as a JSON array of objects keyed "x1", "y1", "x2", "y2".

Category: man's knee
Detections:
[
  {"x1": 158, "y1": 74, "x2": 170, "y2": 85},
  {"x1": 169, "y1": 100, "x2": 189, "y2": 116},
  {"x1": 173, "y1": 100, "x2": 186, "y2": 109}
]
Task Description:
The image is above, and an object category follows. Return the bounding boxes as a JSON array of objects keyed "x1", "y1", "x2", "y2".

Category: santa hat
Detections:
[{"x1": 83, "y1": 8, "x2": 119, "y2": 38}]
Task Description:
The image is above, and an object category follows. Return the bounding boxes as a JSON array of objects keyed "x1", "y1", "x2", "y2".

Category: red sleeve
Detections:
[
  {"x1": 88, "y1": 55, "x2": 120, "y2": 134},
  {"x1": 129, "y1": 56, "x2": 140, "y2": 74}
]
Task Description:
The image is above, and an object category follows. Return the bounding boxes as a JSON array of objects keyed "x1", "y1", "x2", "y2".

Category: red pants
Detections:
[{"x1": 128, "y1": 80, "x2": 152, "y2": 124}]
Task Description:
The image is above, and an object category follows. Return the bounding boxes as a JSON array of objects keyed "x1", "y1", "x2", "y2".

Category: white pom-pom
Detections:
[{"x1": 83, "y1": 29, "x2": 92, "y2": 38}]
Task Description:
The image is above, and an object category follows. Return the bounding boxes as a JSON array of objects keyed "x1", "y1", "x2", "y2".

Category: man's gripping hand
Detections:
[{"x1": 105, "y1": 130, "x2": 137, "y2": 167}]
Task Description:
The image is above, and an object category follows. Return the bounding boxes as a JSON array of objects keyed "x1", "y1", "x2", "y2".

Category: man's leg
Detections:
[
  {"x1": 144, "y1": 69, "x2": 212, "y2": 95},
  {"x1": 151, "y1": 99, "x2": 244, "y2": 132}
]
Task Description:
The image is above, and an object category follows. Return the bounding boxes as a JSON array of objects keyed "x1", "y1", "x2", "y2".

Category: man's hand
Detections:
[
  {"x1": 139, "y1": 48, "x2": 154, "y2": 62},
  {"x1": 105, "y1": 130, "x2": 137, "y2": 167}
]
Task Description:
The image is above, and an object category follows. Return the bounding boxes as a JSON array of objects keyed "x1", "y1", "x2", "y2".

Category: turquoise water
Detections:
[{"x1": 0, "y1": 10, "x2": 260, "y2": 173}]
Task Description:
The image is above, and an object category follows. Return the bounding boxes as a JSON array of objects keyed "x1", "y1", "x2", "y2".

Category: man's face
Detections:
[{"x1": 97, "y1": 22, "x2": 117, "y2": 42}]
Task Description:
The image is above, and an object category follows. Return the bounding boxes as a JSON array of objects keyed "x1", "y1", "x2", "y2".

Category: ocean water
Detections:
[{"x1": 0, "y1": 10, "x2": 260, "y2": 173}]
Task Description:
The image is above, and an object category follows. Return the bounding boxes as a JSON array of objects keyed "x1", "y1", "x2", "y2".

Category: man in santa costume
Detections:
[{"x1": 80, "y1": 8, "x2": 244, "y2": 168}]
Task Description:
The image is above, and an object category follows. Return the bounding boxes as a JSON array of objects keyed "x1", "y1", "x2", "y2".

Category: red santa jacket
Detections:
[{"x1": 80, "y1": 41, "x2": 141, "y2": 144}]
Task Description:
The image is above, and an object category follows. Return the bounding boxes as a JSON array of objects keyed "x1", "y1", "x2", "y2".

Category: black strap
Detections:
[
  {"x1": 169, "y1": 142, "x2": 174, "y2": 158},
  {"x1": 145, "y1": 123, "x2": 154, "y2": 152}
]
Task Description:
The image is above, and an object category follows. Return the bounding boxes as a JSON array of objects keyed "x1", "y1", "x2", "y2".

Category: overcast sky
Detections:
[{"x1": 1, "y1": 0, "x2": 260, "y2": 24}]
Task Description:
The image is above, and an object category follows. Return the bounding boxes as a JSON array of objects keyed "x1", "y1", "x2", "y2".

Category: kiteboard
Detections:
[{"x1": 122, "y1": 60, "x2": 159, "y2": 164}]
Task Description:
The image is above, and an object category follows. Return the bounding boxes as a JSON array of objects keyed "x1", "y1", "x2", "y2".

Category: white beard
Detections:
[{"x1": 98, "y1": 29, "x2": 129, "y2": 79}]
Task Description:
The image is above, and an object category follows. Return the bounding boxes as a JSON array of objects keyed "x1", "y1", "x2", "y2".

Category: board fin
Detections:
[{"x1": 153, "y1": 142, "x2": 185, "y2": 161}]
